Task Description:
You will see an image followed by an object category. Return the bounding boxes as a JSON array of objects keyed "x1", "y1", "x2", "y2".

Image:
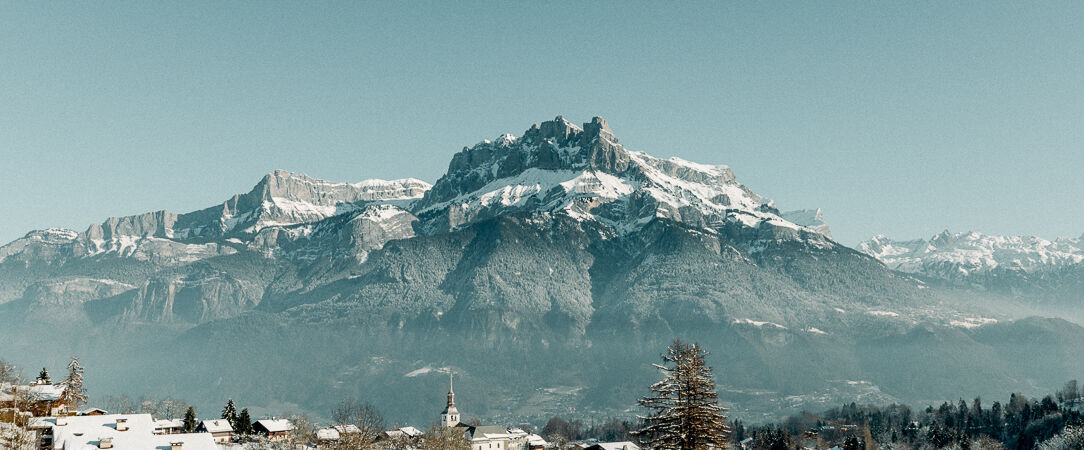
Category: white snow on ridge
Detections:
[
  {"x1": 86, "y1": 236, "x2": 235, "y2": 262},
  {"x1": 352, "y1": 178, "x2": 432, "y2": 195},
  {"x1": 268, "y1": 197, "x2": 354, "y2": 220},
  {"x1": 665, "y1": 156, "x2": 730, "y2": 177},
  {"x1": 267, "y1": 170, "x2": 431, "y2": 198},
  {"x1": 559, "y1": 171, "x2": 636, "y2": 199},
  {"x1": 627, "y1": 150, "x2": 759, "y2": 212},
  {"x1": 859, "y1": 231, "x2": 1083, "y2": 276},
  {"x1": 867, "y1": 310, "x2": 900, "y2": 317}
]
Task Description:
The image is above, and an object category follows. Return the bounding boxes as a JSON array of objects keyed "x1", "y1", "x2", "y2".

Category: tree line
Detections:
[
  {"x1": 8, "y1": 344, "x2": 1084, "y2": 449},
  {"x1": 537, "y1": 340, "x2": 1084, "y2": 450}
]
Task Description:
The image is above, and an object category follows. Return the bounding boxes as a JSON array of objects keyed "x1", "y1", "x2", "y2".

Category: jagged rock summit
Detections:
[{"x1": 414, "y1": 115, "x2": 827, "y2": 241}]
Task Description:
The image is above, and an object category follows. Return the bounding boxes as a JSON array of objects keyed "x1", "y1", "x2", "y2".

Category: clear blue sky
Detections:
[{"x1": 1, "y1": 1, "x2": 1081, "y2": 246}]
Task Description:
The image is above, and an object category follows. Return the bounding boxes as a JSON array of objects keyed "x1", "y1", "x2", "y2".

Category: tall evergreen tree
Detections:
[
  {"x1": 236, "y1": 408, "x2": 254, "y2": 435},
  {"x1": 990, "y1": 401, "x2": 1004, "y2": 439},
  {"x1": 183, "y1": 406, "x2": 198, "y2": 433},
  {"x1": 63, "y1": 357, "x2": 87, "y2": 410},
  {"x1": 38, "y1": 367, "x2": 50, "y2": 384},
  {"x1": 634, "y1": 339, "x2": 730, "y2": 449},
  {"x1": 221, "y1": 398, "x2": 238, "y2": 427}
]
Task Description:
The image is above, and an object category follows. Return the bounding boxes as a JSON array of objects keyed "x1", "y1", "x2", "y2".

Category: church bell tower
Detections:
[{"x1": 441, "y1": 373, "x2": 460, "y2": 427}]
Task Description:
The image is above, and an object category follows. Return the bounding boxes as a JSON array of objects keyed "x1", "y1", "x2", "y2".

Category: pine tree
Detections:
[
  {"x1": 183, "y1": 406, "x2": 198, "y2": 433},
  {"x1": 236, "y1": 408, "x2": 254, "y2": 435},
  {"x1": 38, "y1": 367, "x2": 50, "y2": 384},
  {"x1": 634, "y1": 339, "x2": 730, "y2": 449},
  {"x1": 221, "y1": 399, "x2": 238, "y2": 427},
  {"x1": 63, "y1": 357, "x2": 87, "y2": 410}
]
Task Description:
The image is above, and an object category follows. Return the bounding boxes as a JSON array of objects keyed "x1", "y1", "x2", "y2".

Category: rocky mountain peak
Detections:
[
  {"x1": 412, "y1": 116, "x2": 831, "y2": 241},
  {"x1": 522, "y1": 115, "x2": 581, "y2": 144},
  {"x1": 417, "y1": 116, "x2": 637, "y2": 210}
]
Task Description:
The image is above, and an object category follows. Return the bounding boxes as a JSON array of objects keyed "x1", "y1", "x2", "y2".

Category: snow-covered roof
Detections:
[
  {"x1": 35, "y1": 413, "x2": 217, "y2": 449},
  {"x1": 255, "y1": 418, "x2": 294, "y2": 433},
  {"x1": 399, "y1": 426, "x2": 423, "y2": 437},
  {"x1": 470, "y1": 425, "x2": 511, "y2": 441},
  {"x1": 317, "y1": 427, "x2": 341, "y2": 440},
  {"x1": 199, "y1": 418, "x2": 233, "y2": 433},
  {"x1": 384, "y1": 425, "x2": 424, "y2": 439},
  {"x1": 0, "y1": 383, "x2": 66, "y2": 402},
  {"x1": 25, "y1": 383, "x2": 66, "y2": 401},
  {"x1": 591, "y1": 441, "x2": 640, "y2": 450},
  {"x1": 153, "y1": 418, "x2": 184, "y2": 429}
]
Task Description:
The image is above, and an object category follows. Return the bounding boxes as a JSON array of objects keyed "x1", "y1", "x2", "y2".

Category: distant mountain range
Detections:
[{"x1": 0, "y1": 116, "x2": 1080, "y2": 425}]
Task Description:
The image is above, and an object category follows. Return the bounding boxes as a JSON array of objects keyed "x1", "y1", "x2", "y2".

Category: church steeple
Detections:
[{"x1": 441, "y1": 373, "x2": 460, "y2": 427}]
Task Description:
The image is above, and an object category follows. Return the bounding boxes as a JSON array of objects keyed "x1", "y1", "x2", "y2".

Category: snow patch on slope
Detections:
[
  {"x1": 732, "y1": 318, "x2": 787, "y2": 329},
  {"x1": 950, "y1": 317, "x2": 998, "y2": 329}
]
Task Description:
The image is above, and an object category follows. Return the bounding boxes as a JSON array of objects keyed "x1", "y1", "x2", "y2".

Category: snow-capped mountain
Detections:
[
  {"x1": 1, "y1": 116, "x2": 834, "y2": 283},
  {"x1": 859, "y1": 230, "x2": 1083, "y2": 278},
  {"x1": 2, "y1": 116, "x2": 1082, "y2": 425},
  {"x1": 415, "y1": 116, "x2": 824, "y2": 242},
  {"x1": 0, "y1": 171, "x2": 429, "y2": 264}
]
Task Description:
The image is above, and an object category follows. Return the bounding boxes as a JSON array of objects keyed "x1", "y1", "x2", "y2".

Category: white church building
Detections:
[{"x1": 439, "y1": 375, "x2": 540, "y2": 450}]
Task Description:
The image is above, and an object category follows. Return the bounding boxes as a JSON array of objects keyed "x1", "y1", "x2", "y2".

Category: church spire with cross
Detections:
[{"x1": 441, "y1": 372, "x2": 460, "y2": 428}]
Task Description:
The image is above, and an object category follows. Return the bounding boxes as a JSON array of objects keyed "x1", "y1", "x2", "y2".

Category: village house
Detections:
[
  {"x1": 196, "y1": 418, "x2": 233, "y2": 443},
  {"x1": 527, "y1": 434, "x2": 549, "y2": 450},
  {"x1": 317, "y1": 424, "x2": 364, "y2": 448},
  {"x1": 383, "y1": 425, "x2": 424, "y2": 440},
  {"x1": 254, "y1": 418, "x2": 295, "y2": 441},
  {"x1": 0, "y1": 381, "x2": 69, "y2": 417},
  {"x1": 28, "y1": 413, "x2": 217, "y2": 449},
  {"x1": 316, "y1": 427, "x2": 343, "y2": 449},
  {"x1": 153, "y1": 418, "x2": 185, "y2": 435},
  {"x1": 78, "y1": 408, "x2": 109, "y2": 416}
]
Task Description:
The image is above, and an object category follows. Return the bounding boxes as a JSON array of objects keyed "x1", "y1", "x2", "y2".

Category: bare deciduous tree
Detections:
[
  {"x1": 418, "y1": 425, "x2": 470, "y2": 450},
  {"x1": 331, "y1": 399, "x2": 386, "y2": 443}
]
